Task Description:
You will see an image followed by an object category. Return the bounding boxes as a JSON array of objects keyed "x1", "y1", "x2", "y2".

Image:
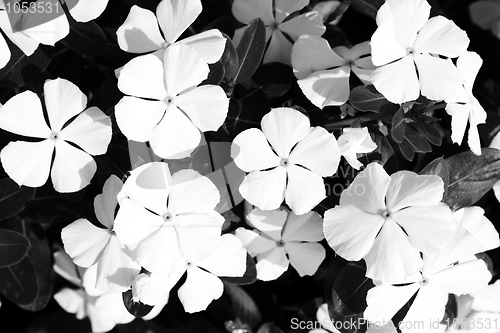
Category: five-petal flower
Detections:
[{"x1": 337, "y1": 127, "x2": 377, "y2": 170}]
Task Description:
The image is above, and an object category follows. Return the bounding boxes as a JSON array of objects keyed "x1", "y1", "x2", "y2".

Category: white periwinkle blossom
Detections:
[
  {"x1": 53, "y1": 250, "x2": 135, "y2": 333},
  {"x1": 236, "y1": 207, "x2": 325, "y2": 281},
  {"x1": 370, "y1": 0, "x2": 469, "y2": 104},
  {"x1": 232, "y1": 107, "x2": 340, "y2": 215},
  {"x1": 291, "y1": 36, "x2": 375, "y2": 108},
  {"x1": 115, "y1": 43, "x2": 229, "y2": 159},
  {"x1": 469, "y1": 0, "x2": 500, "y2": 39},
  {"x1": 0, "y1": 78, "x2": 112, "y2": 192},
  {"x1": 116, "y1": 0, "x2": 225, "y2": 64},
  {"x1": 445, "y1": 51, "x2": 487, "y2": 155},
  {"x1": 364, "y1": 206, "x2": 499, "y2": 333},
  {"x1": 323, "y1": 162, "x2": 456, "y2": 283},
  {"x1": 337, "y1": 127, "x2": 377, "y2": 170},
  {"x1": 61, "y1": 175, "x2": 141, "y2": 293},
  {"x1": 232, "y1": 0, "x2": 325, "y2": 65}
]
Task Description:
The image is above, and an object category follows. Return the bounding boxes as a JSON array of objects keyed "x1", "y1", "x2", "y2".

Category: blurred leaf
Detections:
[
  {"x1": 221, "y1": 34, "x2": 239, "y2": 82},
  {"x1": 413, "y1": 120, "x2": 442, "y2": 146},
  {"x1": 0, "y1": 42, "x2": 53, "y2": 88},
  {"x1": 204, "y1": 16, "x2": 235, "y2": 39},
  {"x1": 0, "y1": 229, "x2": 30, "y2": 268},
  {"x1": 0, "y1": 178, "x2": 35, "y2": 221},
  {"x1": 419, "y1": 157, "x2": 450, "y2": 199},
  {"x1": 62, "y1": 19, "x2": 107, "y2": 57},
  {"x1": 94, "y1": 144, "x2": 132, "y2": 182},
  {"x1": 234, "y1": 19, "x2": 266, "y2": 83},
  {"x1": 88, "y1": 76, "x2": 123, "y2": 115},
  {"x1": 220, "y1": 253, "x2": 257, "y2": 285},
  {"x1": 239, "y1": 63, "x2": 292, "y2": 102},
  {"x1": 224, "y1": 283, "x2": 261, "y2": 329},
  {"x1": 349, "y1": 0, "x2": 384, "y2": 19},
  {"x1": 444, "y1": 148, "x2": 500, "y2": 210},
  {"x1": 441, "y1": 294, "x2": 458, "y2": 330},
  {"x1": 391, "y1": 106, "x2": 406, "y2": 143},
  {"x1": 216, "y1": 98, "x2": 270, "y2": 140},
  {"x1": 257, "y1": 322, "x2": 284, "y2": 333},
  {"x1": 349, "y1": 85, "x2": 393, "y2": 113},
  {"x1": 364, "y1": 131, "x2": 398, "y2": 173},
  {"x1": 0, "y1": 218, "x2": 53, "y2": 311},
  {"x1": 122, "y1": 289, "x2": 154, "y2": 318}
]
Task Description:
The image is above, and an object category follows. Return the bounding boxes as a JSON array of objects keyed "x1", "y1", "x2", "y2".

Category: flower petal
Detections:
[
  {"x1": 94, "y1": 175, "x2": 122, "y2": 230},
  {"x1": 285, "y1": 164, "x2": 326, "y2": 215},
  {"x1": 178, "y1": 265, "x2": 223, "y2": 313},
  {"x1": 446, "y1": 102, "x2": 469, "y2": 146},
  {"x1": 174, "y1": 85, "x2": 228, "y2": 132},
  {"x1": 334, "y1": 41, "x2": 372, "y2": 62},
  {"x1": 232, "y1": 0, "x2": 274, "y2": 25},
  {"x1": 323, "y1": 205, "x2": 384, "y2": 261},
  {"x1": 156, "y1": 0, "x2": 202, "y2": 44},
  {"x1": 58, "y1": 107, "x2": 111, "y2": 156},
  {"x1": 299, "y1": 67, "x2": 351, "y2": 108},
  {"x1": 279, "y1": 11, "x2": 325, "y2": 40},
  {"x1": 44, "y1": 78, "x2": 87, "y2": 133},
  {"x1": 263, "y1": 29, "x2": 293, "y2": 64},
  {"x1": 261, "y1": 107, "x2": 311, "y2": 159},
  {"x1": 285, "y1": 242, "x2": 325, "y2": 276},
  {"x1": 163, "y1": 44, "x2": 208, "y2": 96},
  {"x1": 340, "y1": 162, "x2": 390, "y2": 215},
  {"x1": 414, "y1": 54, "x2": 465, "y2": 102},
  {"x1": 364, "y1": 219, "x2": 423, "y2": 283},
  {"x1": 51, "y1": 140, "x2": 96, "y2": 193},
  {"x1": 282, "y1": 210, "x2": 324, "y2": 242},
  {"x1": 460, "y1": 206, "x2": 500, "y2": 251},
  {"x1": 288, "y1": 126, "x2": 340, "y2": 177},
  {"x1": 429, "y1": 259, "x2": 490, "y2": 296},
  {"x1": 0, "y1": 34, "x2": 10, "y2": 69},
  {"x1": 469, "y1": 1, "x2": 500, "y2": 31},
  {"x1": 291, "y1": 35, "x2": 345, "y2": 80},
  {"x1": 413, "y1": 16, "x2": 469, "y2": 58},
  {"x1": 232, "y1": 128, "x2": 281, "y2": 172},
  {"x1": 364, "y1": 283, "x2": 420, "y2": 324},
  {"x1": 235, "y1": 227, "x2": 277, "y2": 256},
  {"x1": 61, "y1": 218, "x2": 111, "y2": 267},
  {"x1": 256, "y1": 247, "x2": 289, "y2": 281},
  {"x1": 115, "y1": 97, "x2": 167, "y2": 143},
  {"x1": 0, "y1": 14, "x2": 38, "y2": 56},
  {"x1": 113, "y1": 197, "x2": 165, "y2": 245},
  {"x1": 54, "y1": 288, "x2": 86, "y2": 319},
  {"x1": 180, "y1": 29, "x2": 226, "y2": 64},
  {"x1": 116, "y1": 5, "x2": 165, "y2": 53},
  {"x1": 22, "y1": 14, "x2": 69, "y2": 46},
  {"x1": 246, "y1": 207, "x2": 288, "y2": 242},
  {"x1": 198, "y1": 234, "x2": 247, "y2": 277},
  {"x1": 457, "y1": 51, "x2": 483, "y2": 93},
  {"x1": 53, "y1": 250, "x2": 81, "y2": 286},
  {"x1": 118, "y1": 54, "x2": 168, "y2": 100},
  {"x1": 67, "y1": 0, "x2": 109, "y2": 23},
  {"x1": 370, "y1": 55, "x2": 420, "y2": 104},
  {"x1": 149, "y1": 104, "x2": 201, "y2": 159},
  {"x1": 0, "y1": 90, "x2": 51, "y2": 138},
  {"x1": 0, "y1": 140, "x2": 54, "y2": 188},
  {"x1": 370, "y1": 21, "x2": 407, "y2": 66},
  {"x1": 239, "y1": 167, "x2": 287, "y2": 211},
  {"x1": 471, "y1": 280, "x2": 500, "y2": 312},
  {"x1": 391, "y1": 204, "x2": 455, "y2": 255},
  {"x1": 274, "y1": 0, "x2": 308, "y2": 23}
]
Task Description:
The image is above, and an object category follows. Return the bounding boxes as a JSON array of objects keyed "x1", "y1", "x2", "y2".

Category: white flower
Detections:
[
  {"x1": 370, "y1": 0, "x2": 469, "y2": 104},
  {"x1": 53, "y1": 250, "x2": 135, "y2": 333},
  {"x1": 445, "y1": 52, "x2": 486, "y2": 155},
  {"x1": 115, "y1": 43, "x2": 229, "y2": 159},
  {"x1": 337, "y1": 127, "x2": 377, "y2": 170},
  {"x1": 113, "y1": 162, "x2": 224, "y2": 275},
  {"x1": 323, "y1": 162, "x2": 456, "y2": 283},
  {"x1": 0, "y1": 78, "x2": 112, "y2": 192},
  {"x1": 232, "y1": 107, "x2": 340, "y2": 215},
  {"x1": 236, "y1": 207, "x2": 325, "y2": 281},
  {"x1": 232, "y1": 0, "x2": 325, "y2": 64},
  {"x1": 364, "y1": 206, "x2": 497, "y2": 333},
  {"x1": 470, "y1": 0, "x2": 500, "y2": 39},
  {"x1": 61, "y1": 175, "x2": 141, "y2": 293},
  {"x1": 291, "y1": 36, "x2": 375, "y2": 108},
  {"x1": 178, "y1": 233, "x2": 247, "y2": 313},
  {"x1": 472, "y1": 280, "x2": 500, "y2": 313},
  {"x1": 490, "y1": 131, "x2": 500, "y2": 203},
  {"x1": 116, "y1": 0, "x2": 225, "y2": 64}
]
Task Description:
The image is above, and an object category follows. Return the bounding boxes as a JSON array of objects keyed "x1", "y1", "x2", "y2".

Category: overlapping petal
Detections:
[
  {"x1": 255, "y1": 247, "x2": 289, "y2": 281},
  {"x1": 279, "y1": 11, "x2": 325, "y2": 40},
  {"x1": 67, "y1": 0, "x2": 110, "y2": 23},
  {"x1": 156, "y1": 0, "x2": 202, "y2": 44},
  {"x1": 263, "y1": 30, "x2": 293, "y2": 64},
  {"x1": 274, "y1": 0, "x2": 308, "y2": 23},
  {"x1": 232, "y1": 128, "x2": 281, "y2": 172},
  {"x1": 180, "y1": 29, "x2": 226, "y2": 64},
  {"x1": 364, "y1": 283, "x2": 420, "y2": 324},
  {"x1": 232, "y1": 0, "x2": 274, "y2": 25},
  {"x1": 282, "y1": 210, "x2": 323, "y2": 242},
  {"x1": 413, "y1": 16, "x2": 469, "y2": 57},
  {"x1": 235, "y1": 227, "x2": 277, "y2": 256},
  {"x1": 197, "y1": 234, "x2": 247, "y2": 277},
  {"x1": 285, "y1": 242, "x2": 325, "y2": 276},
  {"x1": 297, "y1": 67, "x2": 351, "y2": 108},
  {"x1": 239, "y1": 167, "x2": 287, "y2": 211},
  {"x1": 117, "y1": 54, "x2": 167, "y2": 100},
  {"x1": 178, "y1": 265, "x2": 224, "y2": 313},
  {"x1": 285, "y1": 164, "x2": 326, "y2": 215},
  {"x1": 246, "y1": 207, "x2": 287, "y2": 242}
]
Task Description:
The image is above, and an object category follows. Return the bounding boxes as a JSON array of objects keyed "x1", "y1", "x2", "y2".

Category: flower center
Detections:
[
  {"x1": 270, "y1": 21, "x2": 279, "y2": 30},
  {"x1": 406, "y1": 47, "x2": 415, "y2": 55},
  {"x1": 162, "y1": 41, "x2": 171, "y2": 49},
  {"x1": 420, "y1": 279, "x2": 429, "y2": 286},
  {"x1": 382, "y1": 210, "x2": 390, "y2": 218},
  {"x1": 276, "y1": 240, "x2": 285, "y2": 247},
  {"x1": 280, "y1": 158, "x2": 288, "y2": 166},
  {"x1": 164, "y1": 96, "x2": 173, "y2": 105},
  {"x1": 346, "y1": 60, "x2": 355, "y2": 67},
  {"x1": 163, "y1": 212, "x2": 172, "y2": 221},
  {"x1": 50, "y1": 132, "x2": 58, "y2": 140}
]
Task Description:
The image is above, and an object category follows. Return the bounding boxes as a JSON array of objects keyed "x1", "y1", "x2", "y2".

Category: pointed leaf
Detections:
[
  {"x1": 0, "y1": 178, "x2": 36, "y2": 221},
  {"x1": 0, "y1": 229, "x2": 30, "y2": 268},
  {"x1": 221, "y1": 34, "x2": 239, "y2": 82},
  {"x1": 349, "y1": 85, "x2": 394, "y2": 113},
  {"x1": 235, "y1": 18, "x2": 266, "y2": 83},
  {"x1": 350, "y1": 0, "x2": 385, "y2": 19},
  {"x1": 391, "y1": 106, "x2": 406, "y2": 143},
  {"x1": 224, "y1": 283, "x2": 261, "y2": 329},
  {"x1": 62, "y1": 18, "x2": 107, "y2": 57}
]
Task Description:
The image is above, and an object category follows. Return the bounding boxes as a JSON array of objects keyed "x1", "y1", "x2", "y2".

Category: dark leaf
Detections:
[
  {"x1": 62, "y1": 19, "x2": 108, "y2": 57},
  {"x1": 234, "y1": 19, "x2": 266, "y2": 83},
  {"x1": 404, "y1": 127, "x2": 432, "y2": 152},
  {"x1": 419, "y1": 157, "x2": 450, "y2": 199},
  {"x1": 0, "y1": 218, "x2": 53, "y2": 311},
  {"x1": 239, "y1": 63, "x2": 292, "y2": 102},
  {"x1": 476, "y1": 252, "x2": 494, "y2": 276},
  {"x1": 257, "y1": 322, "x2": 284, "y2": 333},
  {"x1": 349, "y1": 85, "x2": 393, "y2": 113},
  {"x1": 220, "y1": 253, "x2": 257, "y2": 285},
  {"x1": 221, "y1": 34, "x2": 239, "y2": 82},
  {"x1": 204, "y1": 16, "x2": 235, "y2": 39},
  {"x1": 349, "y1": 0, "x2": 385, "y2": 19},
  {"x1": 413, "y1": 120, "x2": 442, "y2": 146},
  {"x1": 0, "y1": 42, "x2": 54, "y2": 88},
  {"x1": 88, "y1": 76, "x2": 123, "y2": 116},
  {"x1": 0, "y1": 229, "x2": 30, "y2": 268},
  {"x1": 398, "y1": 138, "x2": 417, "y2": 161},
  {"x1": 122, "y1": 289, "x2": 154, "y2": 318},
  {"x1": 441, "y1": 295, "x2": 458, "y2": 330},
  {"x1": 0, "y1": 178, "x2": 35, "y2": 221},
  {"x1": 444, "y1": 148, "x2": 500, "y2": 210},
  {"x1": 216, "y1": 98, "x2": 270, "y2": 140},
  {"x1": 94, "y1": 144, "x2": 132, "y2": 182},
  {"x1": 364, "y1": 132, "x2": 398, "y2": 173},
  {"x1": 391, "y1": 106, "x2": 406, "y2": 143},
  {"x1": 202, "y1": 60, "x2": 225, "y2": 85},
  {"x1": 224, "y1": 283, "x2": 262, "y2": 329}
]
